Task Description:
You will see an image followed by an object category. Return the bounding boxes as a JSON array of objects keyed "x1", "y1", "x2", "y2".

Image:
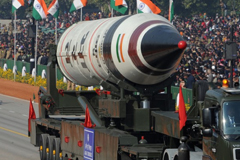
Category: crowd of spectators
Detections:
[
  {"x1": 170, "y1": 13, "x2": 240, "y2": 88},
  {"x1": 0, "y1": 11, "x2": 103, "y2": 65},
  {"x1": 0, "y1": 10, "x2": 240, "y2": 88}
]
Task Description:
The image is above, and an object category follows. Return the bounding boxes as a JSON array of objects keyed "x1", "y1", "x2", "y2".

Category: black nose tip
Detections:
[{"x1": 141, "y1": 25, "x2": 184, "y2": 70}]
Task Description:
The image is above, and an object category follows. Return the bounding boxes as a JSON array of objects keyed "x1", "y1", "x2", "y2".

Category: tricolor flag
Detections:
[
  {"x1": 32, "y1": 0, "x2": 48, "y2": 20},
  {"x1": 116, "y1": 34, "x2": 126, "y2": 63},
  {"x1": 137, "y1": 0, "x2": 161, "y2": 14},
  {"x1": 70, "y1": 0, "x2": 87, "y2": 13},
  {"x1": 48, "y1": 0, "x2": 59, "y2": 18},
  {"x1": 12, "y1": 0, "x2": 24, "y2": 13},
  {"x1": 169, "y1": 0, "x2": 174, "y2": 22},
  {"x1": 178, "y1": 85, "x2": 187, "y2": 130},
  {"x1": 115, "y1": 0, "x2": 128, "y2": 8},
  {"x1": 110, "y1": 0, "x2": 128, "y2": 14}
]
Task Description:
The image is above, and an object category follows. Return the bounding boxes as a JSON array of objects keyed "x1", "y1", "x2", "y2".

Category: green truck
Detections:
[
  {"x1": 29, "y1": 14, "x2": 240, "y2": 160},
  {"x1": 159, "y1": 81, "x2": 240, "y2": 160},
  {"x1": 201, "y1": 87, "x2": 240, "y2": 160},
  {"x1": 29, "y1": 44, "x2": 240, "y2": 160}
]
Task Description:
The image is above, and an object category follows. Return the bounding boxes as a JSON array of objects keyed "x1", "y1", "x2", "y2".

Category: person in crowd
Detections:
[
  {"x1": 14, "y1": 49, "x2": 21, "y2": 61},
  {"x1": 5, "y1": 47, "x2": 13, "y2": 60},
  {"x1": 206, "y1": 69, "x2": 213, "y2": 82},
  {"x1": 67, "y1": 80, "x2": 75, "y2": 91},
  {"x1": 224, "y1": 106, "x2": 240, "y2": 127},
  {"x1": 37, "y1": 50, "x2": 44, "y2": 65},
  {"x1": 175, "y1": 80, "x2": 186, "y2": 112},
  {"x1": 186, "y1": 70, "x2": 196, "y2": 89},
  {"x1": 216, "y1": 82, "x2": 222, "y2": 88},
  {"x1": 233, "y1": 75, "x2": 239, "y2": 88},
  {"x1": 40, "y1": 52, "x2": 48, "y2": 65},
  {"x1": 0, "y1": 46, "x2": 6, "y2": 59},
  {"x1": 17, "y1": 50, "x2": 28, "y2": 62}
]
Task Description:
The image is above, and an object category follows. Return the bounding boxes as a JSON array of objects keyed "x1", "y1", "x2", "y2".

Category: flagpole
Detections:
[
  {"x1": 34, "y1": 21, "x2": 38, "y2": 83},
  {"x1": 55, "y1": 18, "x2": 57, "y2": 44},
  {"x1": 169, "y1": 0, "x2": 170, "y2": 21},
  {"x1": 81, "y1": 8, "x2": 82, "y2": 21},
  {"x1": 136, "y1": 1, "x2": 138, "y2": 14},
  {"x1": 169, "y1": 0, "x2": 172, "y2": 22},
  {"x1": 14, "y1": 10, "x2": 17, "y2": 82}
]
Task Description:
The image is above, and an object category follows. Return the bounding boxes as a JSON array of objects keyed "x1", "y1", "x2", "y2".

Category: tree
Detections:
[
  {"x1": 181, "y1": 0, "x2": 220, "y2": 17},
  {"x1": 82, "y1": 0, "x2": 109, "y2": 17},
  {"x1": 0, "y1": 0, "x2": 12, "y2": 19}
]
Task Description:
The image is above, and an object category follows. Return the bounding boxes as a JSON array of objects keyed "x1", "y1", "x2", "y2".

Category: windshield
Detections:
[{"x1": 223, "y1": 101, "x2": 240, "y2": 135}]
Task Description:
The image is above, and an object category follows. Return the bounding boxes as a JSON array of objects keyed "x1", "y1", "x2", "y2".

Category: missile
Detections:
[{"x1": 57, "y1": 13, "x2": 186, "y2": 91}]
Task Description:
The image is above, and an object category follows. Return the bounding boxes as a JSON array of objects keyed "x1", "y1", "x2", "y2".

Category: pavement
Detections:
[{"x1": 0, "y1": 94, "x2": 40, "y2": 160}]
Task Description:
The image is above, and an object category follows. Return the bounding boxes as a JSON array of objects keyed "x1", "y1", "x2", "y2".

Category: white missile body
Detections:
[{"x1": 57, "y1": 13, "x2": 185, "y2": 88}]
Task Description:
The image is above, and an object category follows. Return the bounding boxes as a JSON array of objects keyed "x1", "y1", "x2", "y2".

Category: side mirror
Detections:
[
  {"x1": 234, "y1": 82, "x2": 239, "y2": 88},
  {"x1": 202, "y1": 108, "x2": 212, "y2": 127},
  {"x1": 202, "y1": 128, "x2": 212, "y2": 137}
]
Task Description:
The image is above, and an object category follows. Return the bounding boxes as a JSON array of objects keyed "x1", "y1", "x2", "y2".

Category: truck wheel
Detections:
[
  {"x1": 174, "y1": 155, "x2": 178, "y2": 160},
  {"x1": 39, "y1": 134, "x2": 49, "y2": 160},
  {"x1": 53, "y1": 138, "x2": 61, "y2": 160},
  {"x1": 162, "y1": 149, "x2": 178, "y2": 160},
  {"x1": 46, "y1": 135, "x2": 56, "y2": 160},
  {"x1": 163, "y1": 153, "x2": 169, "y2": 160}
]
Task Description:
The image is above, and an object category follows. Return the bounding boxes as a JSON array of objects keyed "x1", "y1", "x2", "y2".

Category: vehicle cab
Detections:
[{"x1": 202, "y1": 87, "x2": 240, "y2": 160}]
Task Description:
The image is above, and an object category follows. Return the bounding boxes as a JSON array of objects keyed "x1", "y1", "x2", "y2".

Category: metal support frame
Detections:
[
  {"x1": 77, "y1": 95, "x2": 102, "y2": 127},
  {"x1": 47, "y1": 44, "x2": 59, "y2": 107}
]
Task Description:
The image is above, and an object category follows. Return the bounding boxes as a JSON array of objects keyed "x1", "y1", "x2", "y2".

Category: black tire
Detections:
[
  {"x1": 53, "y1": 138, "x2": 61, "y2": 160},
  {"x1": 163, "y1": 153, "x2": 169, "y2": 160},
  {"x1": 39, "y1": 134, "x2": 49, "y2": 160},
  {"x1": 47, "y1": 135, "x2": 56, "y2": 160},
  {"x1": 173, "y1": 155, "x2": 178, "y2": 160}
]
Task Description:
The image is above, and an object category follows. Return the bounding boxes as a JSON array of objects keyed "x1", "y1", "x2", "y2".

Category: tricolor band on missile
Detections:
[{"x1": 57, "y1": 13, "x2": 186, "y2": 90}]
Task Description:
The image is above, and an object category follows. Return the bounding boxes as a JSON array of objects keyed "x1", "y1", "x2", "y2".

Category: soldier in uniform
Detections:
[
  {"x1": 5, "y1": 47, "x2": 13, "y2": 60},
  {"x1": 0, "y1": 46, "x2": 6, "y2": 59},
  {"x1": 67, "y1": 80, "x2": 76, "y2": 91}
]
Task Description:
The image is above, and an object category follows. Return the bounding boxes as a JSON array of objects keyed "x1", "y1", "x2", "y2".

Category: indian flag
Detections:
[
  {"x1": 116, "y1": 34, "x2": 126, "y2": 63},
  {"x1": 33, "y1": 0, "x2": 48, "y2": 20},
  {"x1": 110, "y1": 0, "x2": 128, "y2": 14},
  {"x1": 12, "y1": 0, "x2": 24, "y2": 13},
  {"x1": 137, "y1": 0, "x2": 161, "y2": 14},
  {"x1": 115, "y1": 0, "x2": 128, "y2": 8},
  {"x1": 169, "y1": 0, "x2": 174, "y2": 22},
  {"x1": 70, "y1": 0, "x2": 87, "y2": 13},
  {"x1": 48, "y1": 0, "x2": 59, "y2": 18}
]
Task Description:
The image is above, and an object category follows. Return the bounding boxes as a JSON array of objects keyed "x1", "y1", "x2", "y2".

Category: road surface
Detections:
[{"x1": 0, "y1": 94, "x2": 40, "y2": 160}]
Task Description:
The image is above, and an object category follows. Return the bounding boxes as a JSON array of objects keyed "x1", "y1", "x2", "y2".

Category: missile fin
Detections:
[{"x1": 99, "y1": 80, "x2": 119, "y2": 92}]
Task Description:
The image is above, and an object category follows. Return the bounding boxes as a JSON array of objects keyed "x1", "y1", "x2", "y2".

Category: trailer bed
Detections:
[{"x1": 152, "y1": 111, "x2": 180, "y2": 139}]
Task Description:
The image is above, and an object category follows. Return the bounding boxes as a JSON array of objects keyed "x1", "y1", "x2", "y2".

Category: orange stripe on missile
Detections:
[{"x1": 120, "y1": 34, "x2": 125, "y2": 62}]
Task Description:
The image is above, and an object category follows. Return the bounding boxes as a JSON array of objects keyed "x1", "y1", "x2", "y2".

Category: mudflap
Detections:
[{"x1": 30, "y1": 119, "x2": 39, "y2": 146}]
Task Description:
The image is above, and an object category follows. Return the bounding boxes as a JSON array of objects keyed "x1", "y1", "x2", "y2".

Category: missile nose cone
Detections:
[
  {"x1": 138, "y1": 24, "x2": 184, "y2": 71},
  {"x1": 178, "y1": 41, "x2": 187, "y2": 50}
]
